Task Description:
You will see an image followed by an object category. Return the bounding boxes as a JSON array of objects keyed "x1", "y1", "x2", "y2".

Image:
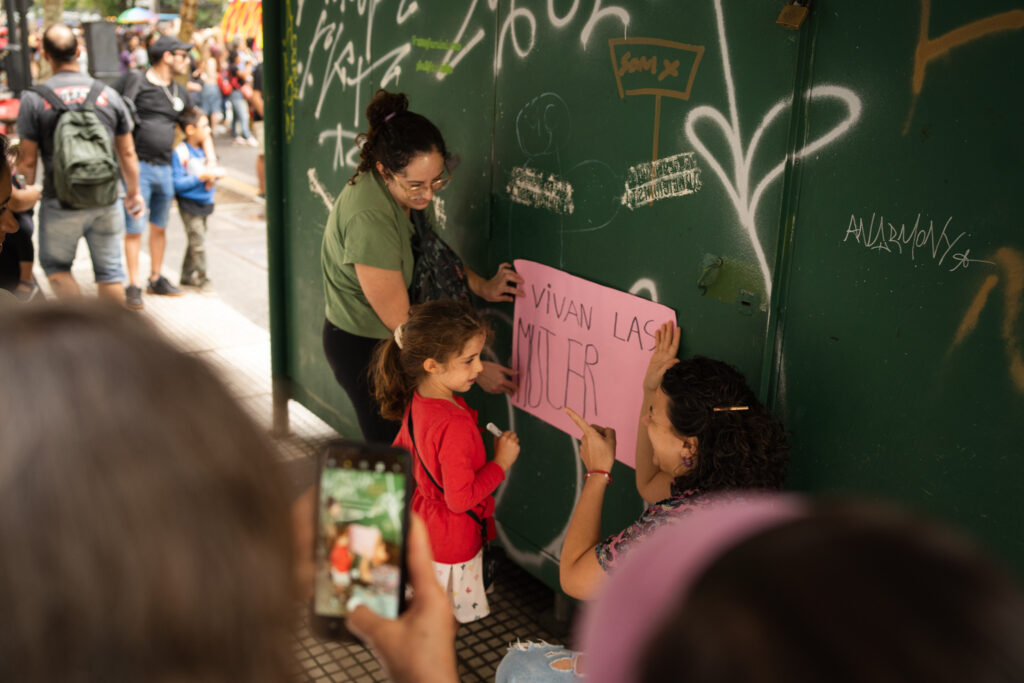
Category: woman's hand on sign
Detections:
[
  {"x1": 564, "y1": 407, "x2": 616, "y2": 473},
  {"x1": 471, "y1": 262, "x2": 525, "y2": 303},
  {"x1": 643, "y1": 321, "x2": 680, "y2": 394},
  {"x1": 476, "y1": 361, "x2": 518, "y2": 395}
]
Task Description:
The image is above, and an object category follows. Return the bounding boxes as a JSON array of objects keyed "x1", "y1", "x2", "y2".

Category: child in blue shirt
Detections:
[{"x1": 173, "y1": 106, "x2": 225, "y2": 288}]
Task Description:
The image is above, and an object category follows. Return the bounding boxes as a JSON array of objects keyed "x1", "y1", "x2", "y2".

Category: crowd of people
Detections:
[
  {"x1": 0, "y1": 21, "x2": 264, "y2": 308},
  {"x1": 1, "y1": 30, "x2": 1023, "y2": 683}
]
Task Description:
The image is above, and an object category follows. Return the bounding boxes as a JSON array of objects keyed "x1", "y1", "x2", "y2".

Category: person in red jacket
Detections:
[{"x1": 372, "y1": 300, "x2": 520, "y2": 623}]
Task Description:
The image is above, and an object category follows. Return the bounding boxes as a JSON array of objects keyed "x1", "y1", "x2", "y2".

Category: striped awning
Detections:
[{"x1": 220, "y1": 0, "x2": 262, "y2": 50}]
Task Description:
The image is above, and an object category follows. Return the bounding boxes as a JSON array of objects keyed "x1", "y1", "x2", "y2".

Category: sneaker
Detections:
[
  {"x1": 125, "y1": 284, "x2": 144, "y2": 310},
  {"x1": 180, "y1": 275, "x2": 211, "y2": 289},
  {"x1": 247, "y1": 136, "x2": 259, "y2": 147},
  {"x1": 233, "y1": 136, "x2": 247, "y2": 145},
  {"x1": 14, "y1": 281, "x2": 41, "y2": 302},
  {"x1": 147, "y1": 275, "x2": 183, "y2": 297}
]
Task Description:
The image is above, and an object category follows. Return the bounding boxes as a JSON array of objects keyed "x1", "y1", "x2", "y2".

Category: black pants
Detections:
[
  {"x1": 0, "y1": 219, "x2": 33, "y2": 292},
  {"x1": 321, "y1": 319, "x2": 399, "y2": 445}
]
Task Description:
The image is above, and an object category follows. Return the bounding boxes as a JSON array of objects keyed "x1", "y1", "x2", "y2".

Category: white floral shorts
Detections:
[{"x1": 434, "y1": 547, "x2": 489, "y2": 623}]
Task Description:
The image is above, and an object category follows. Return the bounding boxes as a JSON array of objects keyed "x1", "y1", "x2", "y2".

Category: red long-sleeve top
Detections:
[{"x1": 394, "y1": 393, "x2": 505, "y2": 563}]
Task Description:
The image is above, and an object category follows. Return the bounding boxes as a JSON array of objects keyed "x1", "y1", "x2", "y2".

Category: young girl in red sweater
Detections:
[{"x1": 372, "y1": 300, "x2": 521, "y2": 623}]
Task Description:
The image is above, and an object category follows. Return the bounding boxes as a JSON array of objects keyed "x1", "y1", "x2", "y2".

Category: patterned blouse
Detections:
[{"x1": 595, "y1": 483, "x2": 708, "y2": 572}]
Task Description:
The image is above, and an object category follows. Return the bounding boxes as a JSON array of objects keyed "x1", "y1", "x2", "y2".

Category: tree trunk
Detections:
[
  {"x1": 37, "y1": 0, "x2": 64, "y2": 81},
  {"x1": 178, "y1": 0, "x2": 199, "y2": 44}
]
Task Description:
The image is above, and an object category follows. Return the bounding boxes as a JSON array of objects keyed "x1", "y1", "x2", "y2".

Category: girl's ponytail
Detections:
[
  {"x1": 370, "y1": 301, "x2": 489, "y2": 421},
  {"x1": 371, "y1": 337, "x2": 416, "y2": 421}
]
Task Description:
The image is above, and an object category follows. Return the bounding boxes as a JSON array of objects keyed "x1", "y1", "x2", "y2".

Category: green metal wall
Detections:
[{"x1": 265, "y1": 1, "x2": 1024, "y2": 586}]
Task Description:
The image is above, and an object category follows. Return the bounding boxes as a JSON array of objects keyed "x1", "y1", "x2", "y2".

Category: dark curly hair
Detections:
[
  {"x1": 662, "y1": 357, "x2": 788, "y2": 492},
  {"x1": 349, "y1": 89, "x2": 448, "y2": 184}
]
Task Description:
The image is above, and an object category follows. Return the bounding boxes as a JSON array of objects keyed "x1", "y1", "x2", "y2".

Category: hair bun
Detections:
[{"x1": 366, "y1": 89, "x2": 410, "y2": 129}]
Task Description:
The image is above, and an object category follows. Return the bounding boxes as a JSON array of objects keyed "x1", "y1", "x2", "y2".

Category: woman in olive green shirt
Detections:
[{"x1": 321, "y1": 89, "x2": 523, "y2": 443}]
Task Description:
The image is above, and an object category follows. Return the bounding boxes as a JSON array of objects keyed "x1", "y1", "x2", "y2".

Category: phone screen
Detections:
[{"x1": 313, "y1": 442, "x2": 409, "y2": 627}]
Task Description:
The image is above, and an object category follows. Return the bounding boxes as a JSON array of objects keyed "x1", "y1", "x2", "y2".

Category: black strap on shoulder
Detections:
[
  {"x1": 30, "y1": 84, "x2": 67, "y2": 113},
  {"x1": 407, "y1": 407, "x2": 443, "y2": 492},
  {"x1": 121, "y1": 69, "x2": 144, "y2": 102},
  {"x1": 82, "y1": 80, "x2": 105, "y2": 111},
  {"x1": 406, "y1": 406, "x2": 487, "y2": 535}
]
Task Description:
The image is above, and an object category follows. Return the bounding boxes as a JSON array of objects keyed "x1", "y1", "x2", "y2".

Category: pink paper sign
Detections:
[{"x1": 511, "y1": 260, "x2": 676, "y2": 468}]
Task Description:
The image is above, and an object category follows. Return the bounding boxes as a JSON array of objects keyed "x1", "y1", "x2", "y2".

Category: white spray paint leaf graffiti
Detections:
[{"x1": 684, "y1": 0, "x2": 861, "y2": 297}]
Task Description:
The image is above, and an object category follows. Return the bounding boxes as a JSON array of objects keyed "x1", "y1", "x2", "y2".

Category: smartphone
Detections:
[{"x1": 310, "y1": 440, "x2": 412, "y2": 640}]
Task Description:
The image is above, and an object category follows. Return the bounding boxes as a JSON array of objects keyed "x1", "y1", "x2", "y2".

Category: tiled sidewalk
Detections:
[
  {"x1": 139, "y1": 283, "x2": 569, "y2": 682},
  {"x1": 47, "y1": 191, "x2": 570, "y2": 681}
]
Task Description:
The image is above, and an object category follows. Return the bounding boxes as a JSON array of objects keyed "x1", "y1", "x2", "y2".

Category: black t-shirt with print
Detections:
[{"x1": 114, "y1": 70, "x2": 187, "y2": 165}]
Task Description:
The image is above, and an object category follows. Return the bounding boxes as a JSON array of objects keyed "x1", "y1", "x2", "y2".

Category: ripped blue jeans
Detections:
[{"x1": 495, "y1": 641, "x2": 584, "y2": 682}]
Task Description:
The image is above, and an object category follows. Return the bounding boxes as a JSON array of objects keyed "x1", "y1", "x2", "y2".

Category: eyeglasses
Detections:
[{"x1": 390, "y1": 166, "x2": 452, "y2": 200}]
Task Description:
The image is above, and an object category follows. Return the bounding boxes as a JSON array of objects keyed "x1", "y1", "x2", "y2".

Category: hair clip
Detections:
[
  {"x1": 393, "y1": 323, "x2": 405, "y2": 349},
  {"x1": 712, "y1": 405, "x2": 749, "y2": 412},
  {"x1": 384, "y1": 112, "x2": 397, "y2": 123}
]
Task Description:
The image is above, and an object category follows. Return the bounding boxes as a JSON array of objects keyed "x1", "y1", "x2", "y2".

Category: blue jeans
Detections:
[
  {"x1": 125, "y1": 161, "x2": 174, "y2": 234},
  {"x1": 228, "y1": 89, "x2": 251, "y2": 139},
  {"x1": 495, "y1": 642, "x2": 584, "y2": 682},
  {"x1": 38, "y1": 198, "x2": 125, "y2": 282},
  {"x1": 200, "y1": 83, "x2": 223, "y2": 118}
]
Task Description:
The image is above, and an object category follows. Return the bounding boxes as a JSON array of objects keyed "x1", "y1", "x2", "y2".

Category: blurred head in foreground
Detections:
[
  {"x1": 0, "y1": 302, "x2": 295, "y2": 681},
  {"x1": 579, "y1": 494, "x2": 1024, "y2": 683}
]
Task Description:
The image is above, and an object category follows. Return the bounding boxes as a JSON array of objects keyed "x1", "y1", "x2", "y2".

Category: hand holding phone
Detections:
[
  {"x1": 125, "y1": 191, "x2": 146, "y2": 219},
  {"x1": 347, "y1": 514, "x2": 460, "y2": 683},
  {"x1": 311, "y1": 441, "x2": 412, "y2": 640}
]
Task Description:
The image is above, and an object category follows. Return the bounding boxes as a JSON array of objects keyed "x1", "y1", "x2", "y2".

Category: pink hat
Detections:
[{"x1": 576, "y1": 494, "x2": 807, "y2": 683}]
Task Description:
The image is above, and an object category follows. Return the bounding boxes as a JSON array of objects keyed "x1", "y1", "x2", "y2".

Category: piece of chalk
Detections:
[{"x1": 485, "y1": 422, "x2": 503, "y2": 438}]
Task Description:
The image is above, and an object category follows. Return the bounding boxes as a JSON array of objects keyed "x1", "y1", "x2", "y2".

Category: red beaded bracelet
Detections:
[{"x1": 585, "y1": 470, "x2": 612, "y2": 484}]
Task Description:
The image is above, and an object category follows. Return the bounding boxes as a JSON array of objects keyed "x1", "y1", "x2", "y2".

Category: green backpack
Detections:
[{"x1": 32, "y1": 81, "x2": 119, "y2": 209}]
